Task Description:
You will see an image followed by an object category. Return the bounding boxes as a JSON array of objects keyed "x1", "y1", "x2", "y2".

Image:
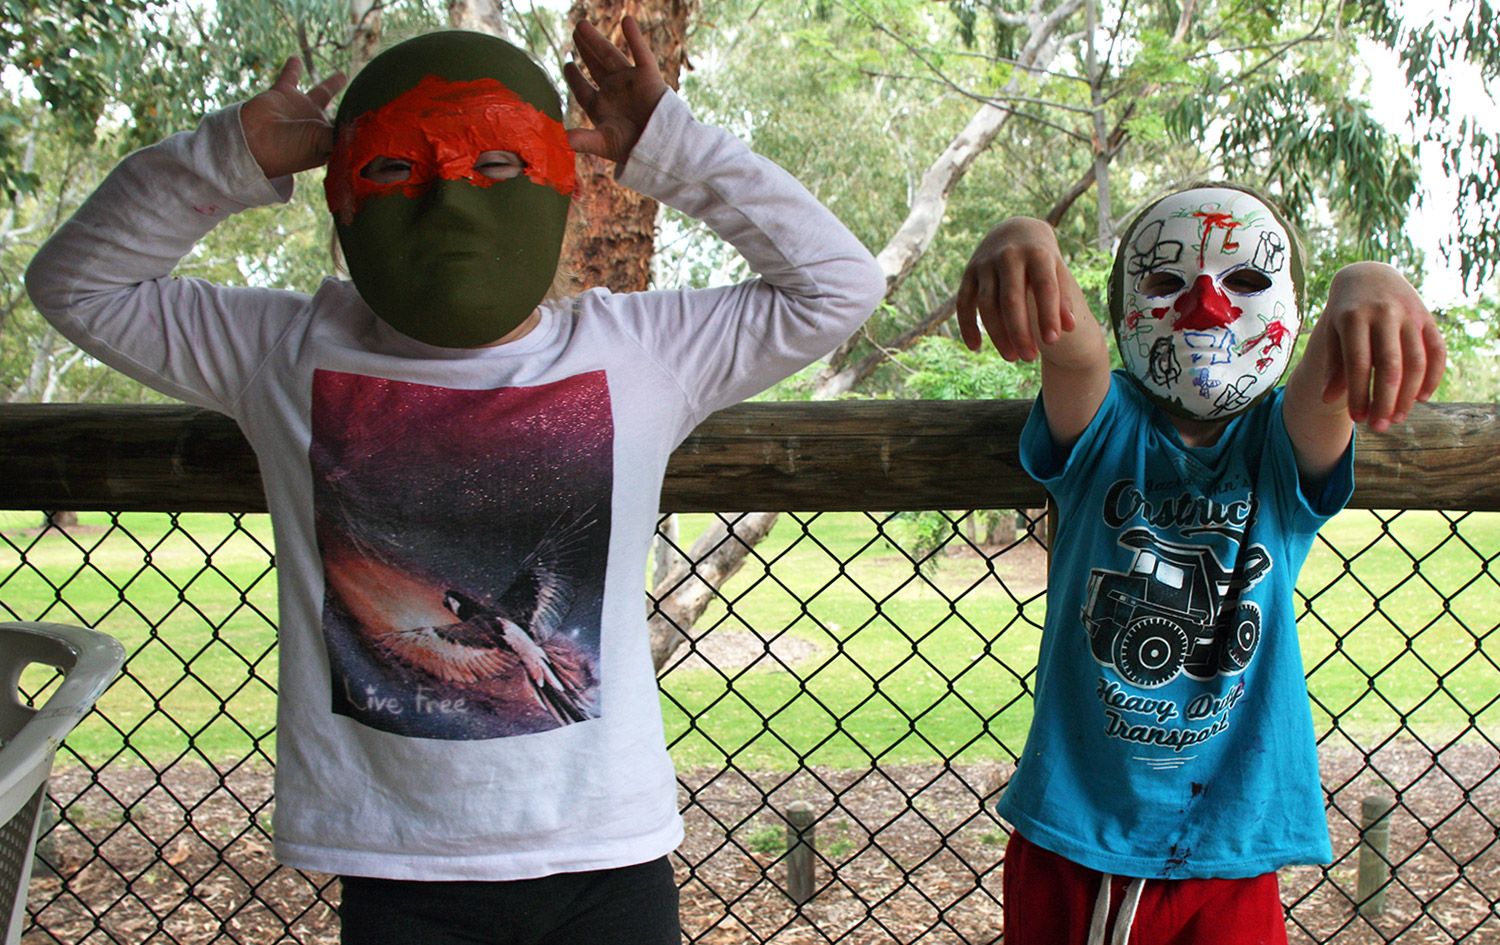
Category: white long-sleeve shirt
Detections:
[{"x1": 27, "y1": 90, "x2": 884, "y2": 880}]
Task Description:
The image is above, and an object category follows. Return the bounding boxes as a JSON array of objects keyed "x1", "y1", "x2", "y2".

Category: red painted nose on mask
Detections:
[{"x1": 1172, "y1": 274, "x2": 1241, "y2": 331}]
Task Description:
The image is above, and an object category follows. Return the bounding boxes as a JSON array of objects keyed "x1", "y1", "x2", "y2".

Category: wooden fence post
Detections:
[
  {"x1": 1356, "y1": 794, "x2": 1397, "y2": 917},
  {"x1": 785, "y1": 800, "x2": 816, "y2": 905}
]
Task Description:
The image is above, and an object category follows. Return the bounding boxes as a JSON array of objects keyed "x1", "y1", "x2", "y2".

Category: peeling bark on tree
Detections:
[
  {"x1": 348, "y1": 0, "x2": 382, "y2": 72},
  {"x1": 563, "y1": 0, "x2": 693, "y2": 294},
  {"x1": 448, "y1": 0, "x2": 510, "y2": 39}
]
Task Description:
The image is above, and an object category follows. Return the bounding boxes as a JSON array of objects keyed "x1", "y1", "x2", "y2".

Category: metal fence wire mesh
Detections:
[{"x1": 1, "y1": 506, "x2": 1497, "y2": 944}]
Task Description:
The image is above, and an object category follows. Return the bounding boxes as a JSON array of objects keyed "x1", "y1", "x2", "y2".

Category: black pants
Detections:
[{"x1": 338, "y1": 857, "x2": 681, "y2": 945}]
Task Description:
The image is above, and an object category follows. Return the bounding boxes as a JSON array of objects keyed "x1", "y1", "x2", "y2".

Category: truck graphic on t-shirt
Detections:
[{"x1": 1082, "y1": 527, "x2": 1270, "y2": 688}]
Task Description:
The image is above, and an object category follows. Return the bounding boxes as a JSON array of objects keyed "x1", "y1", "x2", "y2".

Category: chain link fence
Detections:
[{"x1": 2, "y1": 499, "x2": 1496, "y2": 944}]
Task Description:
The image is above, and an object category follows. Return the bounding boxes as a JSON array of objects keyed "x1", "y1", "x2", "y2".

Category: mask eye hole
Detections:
[
  {"x1": 1223, "y1": 268, "x2": 1273, "y2": 294},
  {"x1": 360, "y1": 157, "x2": 413, "y2": 184},
  {"x1": 1137, "y1": 271, "x2": 1185, "y2": 297},
  {"x1": 474, "y1": 150, "x2": 526, "y2": 181}
]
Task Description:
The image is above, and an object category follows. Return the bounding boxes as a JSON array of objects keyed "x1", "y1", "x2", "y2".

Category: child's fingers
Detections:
[
  {"x1": 955, "y1": 269, "x2": 982, "y2": 352},
  {"x1": 290, "y1": 120, "x2": 337, "y2": 169},
  {"x1": 1056, "y1": 260, "x2": 1078, "y2": 334},
  {"x1": 620, "y1": 15, "x2": 663, "y2": 81},
  {"x1": 562, "y1": 58, "x2": 608, "y2": 156},
  {"x1": 1338, "y1": 320, "x2": 1373, "y2": 421},
  {"x1": 272, "y1": 57, "x2": 303, "y2": 94},
  {"x1": 1417, "y1": 320, "x2": 1447, "y2": 402},
  {"x1": 1026, "y1": 258, "x2": 1062, "y2": 350},
  {"x1": 574, "y1": 18, "x2": 633, "y2": 79},
  {"x1": 309, "y1": 71, "x2": 348, "y2": 111},
  {"x1": 1385, "y1": 319, "x2": 1431, "y2": 425},
  {"x1": 995, "y1": 258, "x2": 1035, "y2": 361},
  {"x1": 1364, "y1": 318, "x2": 1410, "y2": 431},
  {"x1": 981, "y1": 266, "x2": 1024, "y2": 361},
  {"x1": 570, "y1": 21, "x2": 616, "y2": 83},
  {"x1": 565, "y1": 126, "x2": 609, "y2": 159},
  {"x1": 1032, "y1": 257, "x2": 1079, "y2": 346},
  {"x1": 563, "y1": 61, "x2": 599, "y2": 112},
  {"x1": 1321, "y1": 351, "x2": 1348, "y2": 406},
  {"x1": 956, "y1": 312, "x2": 982, "y2": 352}
]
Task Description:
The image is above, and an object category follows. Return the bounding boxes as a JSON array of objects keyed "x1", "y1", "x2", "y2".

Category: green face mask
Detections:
[{"x1": 326, "y1": 31, "x2": 575, "y2": 348}]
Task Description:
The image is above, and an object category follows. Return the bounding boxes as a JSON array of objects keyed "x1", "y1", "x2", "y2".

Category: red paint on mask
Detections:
[
  {"x1": 1193, "y1": 211, "x2": 1241, "y2": 266},
  {"x1": 325, "y1": 75, "x2": 576, "y2": 223},
  {"x1": 1242, "y1": 319, "x2": 1291, "y2": 370},
  {"x1": 1172, "y1": 275, "x2": 1241, "y2": 331},
  {"x1": 1242, "y1": 320, "x2": 1291, "y2": 355}
]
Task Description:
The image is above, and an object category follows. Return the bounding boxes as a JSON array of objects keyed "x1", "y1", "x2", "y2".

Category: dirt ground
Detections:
[{"x1": 26, "y1": 708, "x2": 1500, "y2": 945}]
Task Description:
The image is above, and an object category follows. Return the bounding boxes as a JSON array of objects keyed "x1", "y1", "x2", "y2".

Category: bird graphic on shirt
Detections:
[
  {"x1": 437, "y1": 588, "x2": 591, "y2": 725},
  {"x1": 381, "y1": 511, "x2": 598, "y2": 726}
]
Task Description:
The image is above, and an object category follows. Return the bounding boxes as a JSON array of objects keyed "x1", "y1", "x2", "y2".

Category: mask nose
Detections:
[
  {"x1": 418, "y1": 176, "x2": 488, "y2": 220},
  {"x1": 1172, "y1": 274, "x2": 1241, "y2": 331}
]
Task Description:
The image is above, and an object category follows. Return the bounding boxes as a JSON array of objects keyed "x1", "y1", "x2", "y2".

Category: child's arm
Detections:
[
  {"x1": 564, "y1": 17, "x2": 884, "y2": 417},
  {"x1": 956, "y1": 217, "x2": 1110, "y2": 448},
  {"x1": 24, "y1": 61, "x2": 344, "y2": 409},
  {"x1": 1282, "y1": 261, "x2": 1446, "y2": 483}
]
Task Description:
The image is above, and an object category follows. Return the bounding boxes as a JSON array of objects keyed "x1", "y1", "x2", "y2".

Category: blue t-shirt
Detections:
[{"x1": 997, "y1": 371, "x2": 1354, "y2": 879}]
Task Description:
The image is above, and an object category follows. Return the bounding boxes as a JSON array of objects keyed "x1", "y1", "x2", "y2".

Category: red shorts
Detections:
[{"x1": 1002, "y1": 830, "x2": 1288, "y2": 945}]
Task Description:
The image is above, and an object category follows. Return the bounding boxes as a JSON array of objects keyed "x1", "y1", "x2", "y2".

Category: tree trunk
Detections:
[
  {"x1": 559, "y1": 0, "x2": 774, "y2": 660},
  {"x1": 449, "y1": 0, "x2": 510, "y2": 38},
  {"x1": 985, "y1": 510, "x2": 1017, "y2": 547},
  {"x1": 1085, "y1": 0, "x2": 1113, "y2": 253},
  {"x1": 348, "y1": 0, "x2": 382, "y2": 71},
  {"x1": 811, "y1": 0, "x2": 1083, "y2": 399},
  {"x1": 563, "y1": 0, "x2": 693, "y2": 293},
  {"x1": 649, "y1": 511, "x2": 779, "y2": 671},
  {"x1": 652, "y1": 513, "x2": 684, "y2": 585}
]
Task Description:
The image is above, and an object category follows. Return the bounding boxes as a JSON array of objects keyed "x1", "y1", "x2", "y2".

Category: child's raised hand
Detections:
[
  {"x1": 564, "y1": 16, "x2": 668, "y2": 167},
  {"x1": 240, "y1": 58, "x2": 346, "y2": 180},
  {"x1": 956, "y1": 217, "x2": 1078, "y2": 362},
  {"x1": 1316, "y1": 262, "x2": 1446, "y2": 432}
]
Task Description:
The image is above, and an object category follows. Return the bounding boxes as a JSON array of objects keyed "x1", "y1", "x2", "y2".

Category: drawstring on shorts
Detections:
[{"x1": 1087, "y1": 874, "x2": 1146, "y2": 945}]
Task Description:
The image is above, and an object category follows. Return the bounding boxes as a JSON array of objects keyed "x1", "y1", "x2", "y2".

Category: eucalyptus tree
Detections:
[
  {"x1": 634, "y1": 0, "x2": 1494, "y2": 659},
  {"x1": 667, "y1": 0, "x2": 1496, "y2": 404},
  {"x1": 0, "y1": 0, "x2": 363, "y2": 402},
  {"x1": 1365, "y1": 0, "x2": 1498, "y2": 292},
  {"x1": 833, "y1": 0, "x2": 1431, "y2": 395}
]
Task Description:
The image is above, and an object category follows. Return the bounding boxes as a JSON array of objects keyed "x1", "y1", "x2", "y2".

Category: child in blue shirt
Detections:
[{"x1": 956, "y1": 185, "x2": 1445, "y2": 945}]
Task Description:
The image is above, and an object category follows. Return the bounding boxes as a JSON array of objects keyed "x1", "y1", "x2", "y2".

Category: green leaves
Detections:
[
  {"x1": 1375, "y1": 0, "x2": 1500, "y2": 289},
  {"x1": 1214, "y1": 68, "x2": 1420, "y2": 263}
]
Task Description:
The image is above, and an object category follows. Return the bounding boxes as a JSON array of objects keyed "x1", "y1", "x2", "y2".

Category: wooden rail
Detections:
[{"x1": 2, "y1": 400, "x2": 1497, "y2": 513}]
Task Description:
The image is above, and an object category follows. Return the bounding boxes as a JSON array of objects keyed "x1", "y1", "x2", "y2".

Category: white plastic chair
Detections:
[{"x1": 0, "y1": 622, "x2": 124, "y2": 945}]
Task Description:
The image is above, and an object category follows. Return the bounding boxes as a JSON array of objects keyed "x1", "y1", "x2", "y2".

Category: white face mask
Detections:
[{"x1": 1110, "y1": 186, "x2": 1303, "y2": 421}]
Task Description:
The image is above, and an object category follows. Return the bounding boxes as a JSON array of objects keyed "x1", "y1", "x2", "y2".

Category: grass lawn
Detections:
[
  {"x1": 657, "y1": 511, "x2": 1047, "y2": 770},
  {"x1": 1297, "y1": 509, "x2": 1500, "y2": 746},
  {"x1": 0, "y1": 511, "x2": 280, "y2": 765},
  {"x1": 2, "y1": 507, "x2": 1496, "y2": 773}
]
